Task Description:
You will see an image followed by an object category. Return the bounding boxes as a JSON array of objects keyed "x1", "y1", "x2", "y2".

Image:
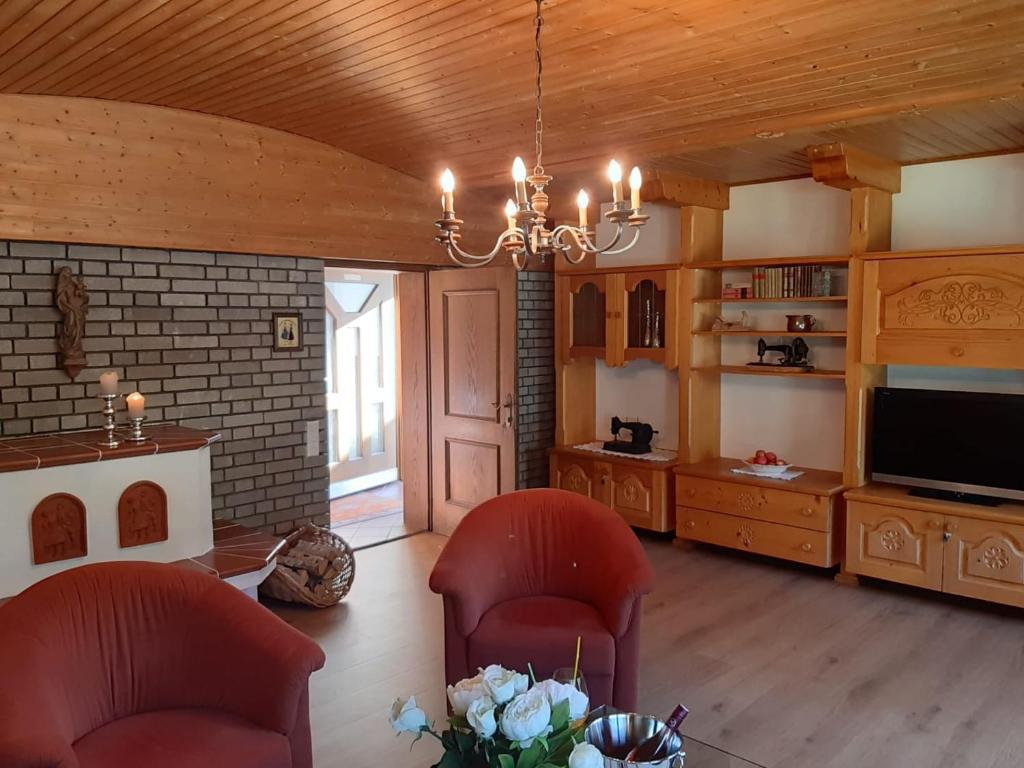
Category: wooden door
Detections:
[
  {"x1": 845, "y1": 501, "x2": 945, "y2": 590},
  {"x1": 943, "y1": 516, "x2": 1024, "y2": 608},
  {"x1": 429, "y1": 267, "x2": 517, "y2": 535}
]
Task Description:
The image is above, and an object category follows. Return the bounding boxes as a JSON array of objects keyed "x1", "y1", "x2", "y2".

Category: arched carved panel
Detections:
[
  {"x1": 614, "y1": 474, "x2": 651, "y2": 513},
  {"x1": 32, "y1": 493, "x2": 87, "y2": 565},
  {"x1": 863, "y1": 517, "x2": 922, "y2": 566},
  {"x1": 560, "y1": 464, "x2": 592, "y2": 497},
  {"x1": 118, "y1": 481, "x2": 168, "y2": 548},
  {"x1": 886, "y1": 274, "x2": 1024, "y2": 330},
  {"x1": 962, "y1": 534, "x2": 1024, "y2": 587}
]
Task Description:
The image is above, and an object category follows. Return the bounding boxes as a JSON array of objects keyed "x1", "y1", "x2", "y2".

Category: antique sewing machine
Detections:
[
  {"x1": 747, "y1": 337, "x2": 814, "y2": 372},
  {"x1": 603, "y1": 416, "x2": 657, "y2": 455}
]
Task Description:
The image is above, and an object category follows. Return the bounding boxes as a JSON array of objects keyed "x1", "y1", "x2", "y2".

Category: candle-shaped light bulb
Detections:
[
  {"x1": 126, "y1": 391, "x2": 145, "y2": 419},
  {"x1": 576, "y1": 189, "x2": 589, "y2": 228},
  {"x1": 608, "y1": 159, "x2": 623, "y2": 203},
  {"x1": 629, "y1": 166, "x2": 642, "y2": 210},
  {"x1": 440, "y1": 168, "x2": 455, "y2": 213},
  {"x1": 504, "y1": 198, "x2": 518, "y2": 231},
  {"x1": 99, "y1": 371, "x2": 119, "y2": 396},
  {"x1": 512, "y1": 156, "x2": 528, "y2": 204}
]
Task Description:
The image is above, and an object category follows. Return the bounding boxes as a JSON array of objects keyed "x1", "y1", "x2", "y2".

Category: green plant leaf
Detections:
[
  {"x1": 498, "y1": 755, "x2": 515, "y2": 768},
  {"x1": 549, "y1": 700, "x2": 570, "y2": 733},
  {"x1": 515, "y1": 740, "x2": 545, "y2": 768}
]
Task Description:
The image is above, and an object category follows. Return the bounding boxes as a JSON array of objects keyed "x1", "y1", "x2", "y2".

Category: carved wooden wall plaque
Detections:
[
  {"x1": 31, "y1": 493, "x2": 88, "y2": 565},
  {"x1": 118, "y1": 481, "x2": 168, "y2": 548},
  {"x1": 55, "y1": 267, "x2": 89, "y2": 379}
]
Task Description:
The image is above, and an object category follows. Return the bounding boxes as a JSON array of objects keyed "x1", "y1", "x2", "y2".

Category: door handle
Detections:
[{"x1": 502, "y1": 393, "x2": 515, "y2": 428}]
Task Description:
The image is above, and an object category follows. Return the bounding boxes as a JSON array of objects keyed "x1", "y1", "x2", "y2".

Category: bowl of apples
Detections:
[{"x1": 743, "y1": 450, "x2": 792, "y2": 476}]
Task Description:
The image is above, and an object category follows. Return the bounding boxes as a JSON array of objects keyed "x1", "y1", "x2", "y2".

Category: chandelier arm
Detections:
[
  {"x1": 551, "y1": 222, "x2": 625, "y2": 255},
  {"x1": 443, "y1": 228, "x2": 528, "y2": 268},
  {"x1": 594, "y1": 226, "x2": 642, "y2": 256}
]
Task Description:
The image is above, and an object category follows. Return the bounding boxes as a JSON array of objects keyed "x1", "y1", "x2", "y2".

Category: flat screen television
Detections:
[{"x1": 872, "y1": 387, "x2": 1024, "y2": 504}]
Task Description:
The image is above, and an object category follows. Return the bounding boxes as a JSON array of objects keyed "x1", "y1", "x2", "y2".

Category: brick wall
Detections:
[
  {"x1": 516, "y1": 270, "x2": 555, "y2": 488},
  {"x1": 0, "y1": 241, "x2": 328, "y2": 533}
]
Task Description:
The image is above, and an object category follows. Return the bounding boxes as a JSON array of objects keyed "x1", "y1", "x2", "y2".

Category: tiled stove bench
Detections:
[{"x1": 0, "y1": 425, "x2": 282, "y2": 598}]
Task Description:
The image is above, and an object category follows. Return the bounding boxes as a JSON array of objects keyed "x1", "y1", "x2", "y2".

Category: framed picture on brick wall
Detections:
[{"x1": 273, "y1": 312, "x2": 303, "y2": 351}]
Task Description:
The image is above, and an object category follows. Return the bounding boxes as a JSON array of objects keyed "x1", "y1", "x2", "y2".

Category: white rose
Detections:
[
  {"x1": 466, "y1": 695, "x2": 498, "y2": 738},
  {"x1": 568, "y1": 742, "x2": 603, "y2": 768},
  {"x1": 388, "y1": 696, "x2": 428, "y2": 734},
  {"x1": 480, "y1": 664, "x2": 530, "y2": 705},
  {"x1": 447, "y1": 674, "x2": 488, "y2": 717},
  {"x1": 499, "y1": 688, "x2": 552, "y2": 747},
  {"x1": 533, "y1": 679, "x2": 590, "y2": 721}
]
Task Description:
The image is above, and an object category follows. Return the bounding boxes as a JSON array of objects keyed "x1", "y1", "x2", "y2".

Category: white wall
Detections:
[
  {"x1": 892, "y1": 154, "x2": 1024, "y2": 251},
  {"x1": 594, "y1": 359, "x2": 679, "y2": 450}
]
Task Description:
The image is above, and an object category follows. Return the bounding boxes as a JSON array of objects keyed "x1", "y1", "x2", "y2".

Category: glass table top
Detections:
[{"x1": 682, "y1": 734, "x2": 767, "y2": 767}]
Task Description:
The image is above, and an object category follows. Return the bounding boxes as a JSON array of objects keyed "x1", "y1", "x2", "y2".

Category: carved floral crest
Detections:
[{"x1": 896, "y1": 278, "x2": 1024, "y2": 328}]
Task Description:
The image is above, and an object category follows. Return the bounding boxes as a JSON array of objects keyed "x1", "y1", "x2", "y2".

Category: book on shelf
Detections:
[{"x1": 732, "y1": 265, "x2": 834, "y2": 299}]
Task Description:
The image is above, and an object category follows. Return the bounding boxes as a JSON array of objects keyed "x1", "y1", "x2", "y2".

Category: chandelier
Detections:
[{"x1": 433, "y1": 0, "x2": 648, "y2": 270}]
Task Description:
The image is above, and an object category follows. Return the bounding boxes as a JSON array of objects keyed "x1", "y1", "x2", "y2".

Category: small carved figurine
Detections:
[{"x1": 55, "y1": 267, "x2": 89, "y2": 379}]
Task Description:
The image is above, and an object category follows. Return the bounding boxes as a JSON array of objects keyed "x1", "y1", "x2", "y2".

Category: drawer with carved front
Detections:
[
  {"x1": 677, "y1": 507, "x2": 832, "y2": 567},
  {"x1": 551, "y1": 455, "x2": 596, "y2": 498},
  {"x1": 676, "y1": 475, "x2": 830, "y2": 531}
]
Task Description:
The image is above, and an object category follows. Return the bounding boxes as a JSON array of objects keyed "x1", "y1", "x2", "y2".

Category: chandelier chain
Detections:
[{"x1": 533, "y1": 0, "x2": 544, "y2": 176}]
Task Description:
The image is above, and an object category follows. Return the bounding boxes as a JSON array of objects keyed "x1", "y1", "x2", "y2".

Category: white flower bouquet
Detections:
[{"x1": 390, "y1": 664, "x2": 600, "y2": 768}]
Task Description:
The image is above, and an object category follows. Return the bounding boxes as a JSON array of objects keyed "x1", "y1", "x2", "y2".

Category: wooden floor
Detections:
[{"x1": 269, "y1": 534, "x2": 1024, "y2": 768}]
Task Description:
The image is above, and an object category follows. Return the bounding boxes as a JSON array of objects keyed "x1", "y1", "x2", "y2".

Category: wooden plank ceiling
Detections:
[{"x1": 0, "y1": 0, "x2": 1021, "y2": 190}]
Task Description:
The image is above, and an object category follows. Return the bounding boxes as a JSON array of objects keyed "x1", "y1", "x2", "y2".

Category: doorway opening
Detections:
[{"x1": 324, "y1": 266, "x2": 422, "y2": 549}]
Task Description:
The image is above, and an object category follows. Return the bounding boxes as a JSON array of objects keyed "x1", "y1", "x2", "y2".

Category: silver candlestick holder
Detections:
[
  {"x1": 127, "y1": 416, "x2": 147, "y2": 443},
  {"x1": 98, "y1": 393, "x2": 120, "y2": 448}
]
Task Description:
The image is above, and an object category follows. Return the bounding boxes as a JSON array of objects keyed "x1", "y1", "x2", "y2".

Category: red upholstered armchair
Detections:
[
  {"x1": 0, "y1": 562, "x2": 325, "y2": 768},
  {"x1": 429, "y1": 489, "x2": 655, "y2": 710}
]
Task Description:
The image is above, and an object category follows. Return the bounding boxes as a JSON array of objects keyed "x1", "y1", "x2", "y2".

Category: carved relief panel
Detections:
[
  {"x1": 614, "y1": 473, "x2": 652, "y2": 514},
  {"x1": 118, "y1": 481, "x2": 168, "y2": 548},
  {"x1": 864, "y1": 252, "x2": 1024, "y2": 368},
  {"x1": 943, "y1": 517, "x2": 1024, "y2": 608},
  {"x1": 32, "y1": 493, "x2": 88, "y2": 565},
  {"x1": 846, "y1": 502, "x2": 944, "y2": 590},
  {"x1": 558, "y1": 462, "x2": 593, "y2": 498}
]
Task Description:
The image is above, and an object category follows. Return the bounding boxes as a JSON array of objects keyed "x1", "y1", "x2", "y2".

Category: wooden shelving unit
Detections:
[
  {"x1": 693, "y1": 330, "x2": 847, "y2": 338},
  {"x1": 689, "y1": 255, "x2": 851, "y2": 270},
  {"x1": 695, "y1": 365, "x2": 846, "y2": 380},
  {"x1": 694, "y1": 295, "x2": 848, "y2": 305}
]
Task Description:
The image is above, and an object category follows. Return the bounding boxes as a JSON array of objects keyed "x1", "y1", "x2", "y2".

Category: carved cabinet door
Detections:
[
  {"x1": 942, "y1": 516, "x2": 1024, "y2": 609},
  {"x1": 846, "y1": 501, "x2": 945, "y2": 590},
  {"x1": 862, "y1": 253, "x2": 1024, "y2": 369}
]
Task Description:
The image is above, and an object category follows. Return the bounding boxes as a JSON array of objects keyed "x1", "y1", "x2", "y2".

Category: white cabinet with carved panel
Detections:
[{"x1": 549, "y1": 447, "x2": 675, "y2": 532}]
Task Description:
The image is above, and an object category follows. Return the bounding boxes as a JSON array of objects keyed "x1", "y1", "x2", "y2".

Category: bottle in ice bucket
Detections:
[{"x1": 624, "y1": 704, "x2": 689, "y2": 762}]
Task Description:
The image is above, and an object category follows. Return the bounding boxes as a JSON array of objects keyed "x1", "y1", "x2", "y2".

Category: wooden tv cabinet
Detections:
[
  {"x1": 845, "y1": 483, "x2": 1024, "y2": 608},
  {"x1": 675, "y1": 458, "x2": 845, "y2": 567}
]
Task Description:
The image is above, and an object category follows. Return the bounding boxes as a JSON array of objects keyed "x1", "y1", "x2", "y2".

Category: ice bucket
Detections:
[{"x1": 584, "y1": 712, "x2": 685, "y2": 767}]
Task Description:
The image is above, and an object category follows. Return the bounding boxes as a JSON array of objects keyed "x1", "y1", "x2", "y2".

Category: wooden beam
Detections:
[
  {"x1": 806, "y1": 142, "x2": 902, "y2": 194},
  {"x1": 642, "y1": 169, "x2": 730, "y2": 210}
]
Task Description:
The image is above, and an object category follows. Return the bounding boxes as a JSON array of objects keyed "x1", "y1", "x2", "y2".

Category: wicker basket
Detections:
[{"x1": 259, "y1": 524, "x2": 355, "y2": 608}]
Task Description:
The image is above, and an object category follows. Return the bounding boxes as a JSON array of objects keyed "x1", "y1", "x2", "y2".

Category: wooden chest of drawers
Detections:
[
  {"x1": 549, "y1": 446, "x2": 676, "y2": 532},
  {"x1": 675, "y1": 458, "x2": 845, "y2": 567}
]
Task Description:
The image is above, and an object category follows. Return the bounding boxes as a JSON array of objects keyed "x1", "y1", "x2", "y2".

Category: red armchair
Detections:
[
  {"x1": 429, "y1": 489, "x2": 655, "y2": 710},
  {"x1": 0, "y1": 562, "x2": 326, "y2": 768}
]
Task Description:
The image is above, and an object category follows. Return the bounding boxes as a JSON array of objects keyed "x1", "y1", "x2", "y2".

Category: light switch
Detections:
[{"x1": 305, "y1": 420, "x2": 320, "y2": 457}]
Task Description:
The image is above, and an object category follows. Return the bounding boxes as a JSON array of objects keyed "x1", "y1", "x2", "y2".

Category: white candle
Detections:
[
  {"x1": 99, "y1": 371, "x2": 119, "y2": 396},
  {"x1": 608, "y1": 160, "x2": 623, "y2": 204},
  {"x1": 512, "y1": 156, "x2": 528, "y2": 205},
  {"x1": 504, "y1": 199, "x2": 518, "y2": 232},
  {"x1": 126, "y1": 391, "x2": 145, "y2": 419},
  {"x1": 576, "y1": 189, "x2": 589, "y2": 227},
  {"x1": 440, "y1": 169, "x2": 455, "y2": 213},
  {"x1": 629, "y1": 166, "x2": 642, "y2": 210}
]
